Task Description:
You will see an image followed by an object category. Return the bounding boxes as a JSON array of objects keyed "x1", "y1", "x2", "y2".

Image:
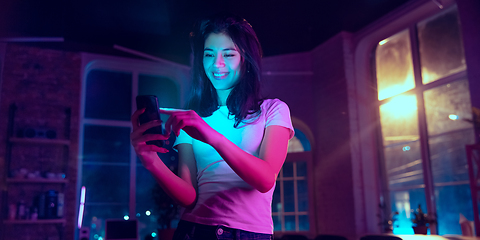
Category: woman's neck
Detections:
[{"x1": 217, "y1": 89, "x2": 231, "y2": 106}]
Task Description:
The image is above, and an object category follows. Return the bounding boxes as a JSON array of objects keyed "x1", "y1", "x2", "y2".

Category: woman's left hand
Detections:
[{"x1": 160, "y1": 109, "x2": 221, "y2": 145}]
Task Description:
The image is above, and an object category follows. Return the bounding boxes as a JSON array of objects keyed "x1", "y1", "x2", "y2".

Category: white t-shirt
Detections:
[{"x1": 173, "y1": 98, "x2": 294, "y2": 234}]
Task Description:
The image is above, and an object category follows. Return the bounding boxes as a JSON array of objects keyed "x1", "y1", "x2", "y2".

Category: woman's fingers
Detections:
[
  {"x1": 132, "y1": 132, "x2": 169, "y2": 142},
  {"x1": 130, "y1": 120, "x2": 163, "y2": 138},
  {"x1": 163, "y1": 110, "x2": 197, "y2": 135},
  {"x1": 132, "y1": 109, "x2": 167, "y2": 136},
  {"x1": 135, "y1": 143, "x2": 169, "y2": 154},
  {"x1": 131, "y1": 108, "x2": 169, "y2": 155},
  {"x1": 131, "y1": 133, "x2": 170, "y2": 155},
  {"x1": 131, "y1": 108, "x2": 145, "y2": 129}
]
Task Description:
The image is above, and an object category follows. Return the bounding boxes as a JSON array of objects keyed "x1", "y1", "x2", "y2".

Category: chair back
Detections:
[
  {"x1": 360, "y1": 235, "x2": 402, "y2": 240},
  {"x1": 315, "y1": 234, "x2": 348, "y2": 240}
]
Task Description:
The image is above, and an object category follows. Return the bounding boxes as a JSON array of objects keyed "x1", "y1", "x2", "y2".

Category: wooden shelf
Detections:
[
  {"x1": 8, "y1": 137, "x2": 70, "y2": 146},
  {"x1": 6, "y1": 178, "x2": 68, "y2": 184},
  {"x1": 3, "y1": 219, "x2": 66, "y2": 225},
  {"x1": 2, "y1": 103, "x2": 72, "y2": 240}
]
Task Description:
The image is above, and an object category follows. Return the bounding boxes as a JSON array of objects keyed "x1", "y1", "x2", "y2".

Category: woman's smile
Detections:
[{"x1": 212, "y1": 72, "x2": 229, "y2": 79}]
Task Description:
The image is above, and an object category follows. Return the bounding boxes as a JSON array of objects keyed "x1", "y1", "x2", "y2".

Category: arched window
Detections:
[
  {"x1": 373, "y1": 5, "x2": 474, "y2": 235},
  {"x1": 288, "y1": 128, "x2": 311, "y2": 153}
]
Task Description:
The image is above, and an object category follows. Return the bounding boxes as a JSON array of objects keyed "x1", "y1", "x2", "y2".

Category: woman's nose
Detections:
[{"x1": 214, "y1": 56, "x2": 225, "y2": 67}]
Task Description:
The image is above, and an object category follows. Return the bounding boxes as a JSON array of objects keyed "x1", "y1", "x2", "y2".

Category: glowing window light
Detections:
[
  {"x1": 421, "y1": 68, "x2": 441, "y2": 84},
  {"x1": 449, "y1": 114, "x2": 459, "y2": 120},
  {"x1": 99, "y1": 237, "x2": 103, "y2": 240},
  {"x1": 151, "y1": 232, "x2": 157, "y2": 237},
  {"x1": 124, "y1": 215, "x2": 129, "y2": 220},
  {"x1": 381, "y1": 95, "x2": 418, "y2": 118},
  {"x1": 146, "y1": 210, "x2": 151, "y2": 216},
  {"x1": 379, "y1": 38, "x2": 389, "y2": 45},
  {"x1": 378, "y1": 74, "x2": 415, "y2": 100}
]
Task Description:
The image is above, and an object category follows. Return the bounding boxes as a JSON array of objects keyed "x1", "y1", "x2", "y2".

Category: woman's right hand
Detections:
[{"x1": 130, "y1": 108, "x2": 170, "y2": 166}]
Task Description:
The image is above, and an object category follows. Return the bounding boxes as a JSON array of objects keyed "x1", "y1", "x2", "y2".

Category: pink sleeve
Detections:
[{"x1": 265, "y1": 99, "x2": 295, "y2": 139}]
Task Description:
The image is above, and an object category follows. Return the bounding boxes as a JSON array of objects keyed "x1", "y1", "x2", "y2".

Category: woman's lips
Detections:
[{"x1": 213, "y1": 72, "x2": 229, "y2": 79}]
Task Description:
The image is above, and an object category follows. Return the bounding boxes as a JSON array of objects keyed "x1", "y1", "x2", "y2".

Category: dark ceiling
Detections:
[{"x1": 1, "y1": 0, "x2": 411, "y2": 65}]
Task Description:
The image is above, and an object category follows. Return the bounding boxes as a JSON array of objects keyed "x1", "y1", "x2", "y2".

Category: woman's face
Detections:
[{"x1": 203, "y1": 32, "x2": 242, "y2": 92}]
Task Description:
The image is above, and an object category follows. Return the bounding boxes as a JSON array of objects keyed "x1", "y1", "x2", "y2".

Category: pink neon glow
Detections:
[{"x1": 77, "y1": 186, "x2": 86, "y2": 229}]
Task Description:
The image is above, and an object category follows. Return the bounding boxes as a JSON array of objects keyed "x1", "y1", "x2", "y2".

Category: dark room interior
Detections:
[{"x1": 1, "y1": 0, "x2": 479, "y2": 239}]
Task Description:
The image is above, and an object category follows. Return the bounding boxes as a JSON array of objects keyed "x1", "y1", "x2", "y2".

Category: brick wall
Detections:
[
  {"x1": 0, "y1": 43, "x2": 81, "y2": 240},
  {"x1": 311, "y1": 32, "x2": 356, "y2": 239}
]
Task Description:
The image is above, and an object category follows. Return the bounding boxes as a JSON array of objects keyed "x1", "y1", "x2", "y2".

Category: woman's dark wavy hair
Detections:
[{"x1": 187, "y1": 13, "x2": 263, "y2": 127}]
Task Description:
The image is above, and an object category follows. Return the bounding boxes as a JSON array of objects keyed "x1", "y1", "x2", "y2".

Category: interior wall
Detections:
[{"x1": 262, "y1": 51, "x2": 314, "y2": 130}]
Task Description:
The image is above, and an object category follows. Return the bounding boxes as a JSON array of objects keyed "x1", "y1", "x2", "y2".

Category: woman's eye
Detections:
[
  {"x1": 204, "y1": 53, "x2": 214, "y2": 57},
  {"x1": 224, "y1": 54, "x2": 235, "y2": 57}
]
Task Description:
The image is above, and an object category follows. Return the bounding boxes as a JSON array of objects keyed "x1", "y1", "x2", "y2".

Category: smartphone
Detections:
[{"x1": 135, "y1": 95, "x2": 164, "y2": 147}]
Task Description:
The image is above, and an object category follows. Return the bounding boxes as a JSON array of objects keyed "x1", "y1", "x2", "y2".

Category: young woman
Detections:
[{"x1": 130, "y1": 13, "x2": 294, "y2": 240}]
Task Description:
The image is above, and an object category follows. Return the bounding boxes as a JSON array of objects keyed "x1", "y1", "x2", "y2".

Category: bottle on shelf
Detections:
[
  {"x1": 16, "y1": 200, "x2": 26, "y2": 220},
  {"x1": 8, "y1": 203, "x2": 16, "y2": 220},
  {"x1": 31, "y1": 207, "x2": 38, "y2": 220},
  {"x1": 44, "y1": 190, "x2": 58, "y2": 219}
]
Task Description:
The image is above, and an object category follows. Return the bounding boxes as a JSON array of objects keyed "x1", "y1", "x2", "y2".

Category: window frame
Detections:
[
  {"x1": 350, "y1": 0, "x2": 459, "y2": 233},
  {"x1": 374, "y1": 10, "x2": 470, "y2": 233},
  {"x1": 77, "y1": 52, "x2": 190, "y2": 239}
]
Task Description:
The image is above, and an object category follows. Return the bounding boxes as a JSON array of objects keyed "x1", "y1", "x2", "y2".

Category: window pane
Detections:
[
  {"x1": 136, "y1": 155, "x2": 180, "y2": 238},
  {"x1": 379, "y1": 94, "x2": 424, "y2": 189},
  {"x1": 273, "y1": 215, "x2": 282, "y2": 231},
  {"x1": 435, "y1": 185, "x2": 473, "y2": 235},
  {"x1": 376, "y1": 29, "x2": 415, "y2": 100},
  {"x1": 83, "y1": 205, "x2": 129, "y2": 240},
  {"x1": 85, "y1": 69, "x2": 132, "y2": 120},
  {"x1": 424, "y1": 80, "x2": 473, "y2": 136},
  {"x1": 288, "y1": 128, "x2": 311, "y2": 153},
  {"x1": 384, "y1": 141, "x2": 424, "y2": 189},
  {"x1": 296, "y1": 161, "x2": 307, "y2": 177},
  {"x1": 273, "y1": 182, "x2": 281, "y2": 212},
  {"x1": 283, "y1": 162, "x2": 294, "y2": 178},
  {"x1": 284, "y1": 181, "x2": 295, "y2": 212},
  {"x1": 285, "y1": 216, "x2": 296, "y2": 231},
  {"x1": 424, "y1": 80, "x2": 475, "y2": 234},
  {"x1": 135, "y1": 167, "x2": 164, "y2": 238},
  {"x1": 298, "y1": 180, "x2": 308, "y2": 212},
  {"x1": 288, "y1": 136, "x2": 305, "y2": 153},
  {"x1": 391, "y1": 189, "x2": 427, "y2": 234},
  {"x1": 82, "y1": 125, "x2": 131, "y2": 203},
  {"x1": 83, "y1": 125, "x2": 131, "y2": 164},
  {"x1": 380, "y1": 94, "x2": 419, "y2": 146},
  {"x1": 418, "y1": 7, "x2": 466, "y2": 84},
  {"x1": 82, "y1": 165, "x2": 130, "y2": 202},
  {"x1": 299, "y1": 215, "x2": 309, "y2": 231}
]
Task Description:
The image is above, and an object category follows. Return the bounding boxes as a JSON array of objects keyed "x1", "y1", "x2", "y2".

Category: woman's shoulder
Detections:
[{"x1": 260, "y1": 98, "x2": 289, "y2": 110}]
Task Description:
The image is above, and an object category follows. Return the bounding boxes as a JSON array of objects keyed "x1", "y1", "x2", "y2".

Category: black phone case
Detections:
[{"x1": 135, "y1": 95, "x2": 164, "y2": 147}]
